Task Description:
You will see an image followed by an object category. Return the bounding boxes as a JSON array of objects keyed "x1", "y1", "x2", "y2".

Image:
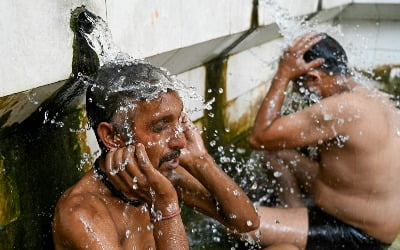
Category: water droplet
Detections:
[
  {"x1": 246, "y1": 220, "x2": 253, "y2": 227},
  {"x1": 125, "y1": 229, "x2": 131, "y2": 238}
]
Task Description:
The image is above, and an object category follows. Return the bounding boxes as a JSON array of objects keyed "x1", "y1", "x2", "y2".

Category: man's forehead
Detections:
[{"x1": 133, "y1": 91, "x2": 182, "y2": 113}]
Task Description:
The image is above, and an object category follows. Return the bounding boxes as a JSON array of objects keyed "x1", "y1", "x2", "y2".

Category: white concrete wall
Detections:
[
  {"x1": 337, "y1": 20, "x2": 400, "y2": 70},
  {"x1": 106, "y1": 0, "x2": 253, "y2": 60},
  {"x1": 227, "y1": 39, "x2": 281, "y2": 102},
  {"x1": 1, "y1": 0, "x2": 400, "y2": 132},
  {"x1": 0, "y1": 0, "x2": 106, "y2": 97}
]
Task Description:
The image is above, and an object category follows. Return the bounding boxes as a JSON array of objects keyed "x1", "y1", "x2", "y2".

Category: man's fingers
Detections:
[
  {"x1": 105, "y1": 148, "x2": 115, "y2": 172},
  {"x1": 291, "y1": 32, "x2": 318, "y2": 50},
  {"x1": 297, "y1": 32, "x2": 318, "y2": 47},
  {"x1": 105, "y1": 149, "x2": 131, "y2": 193},
  {"x1": 123, "y1": 145, "x2": 148, "y2": 187},
  {"x1": 114, "y1": 148, "x2": 125, "y2": 171},
  {"x1": 306, "y1": 58, "x2": 325, "y2": 70},
  {"x1": 135, "y1": 143, "x2": 156, "y2": 173},
  {"x1": 105, "y1": 148, "x2": 120, "y2": 175},
  {"x1": 291, "y1": 35, "x2": 304, "y2": 48},
  {"x1": 183, "y1": 122, "x2": 195, "y2": 141},
  {"x1": 298, "y1": 35, "x2": 323, "y2": 55}
]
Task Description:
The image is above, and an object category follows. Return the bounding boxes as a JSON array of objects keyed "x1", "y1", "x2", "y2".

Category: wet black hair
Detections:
[
  {"x1": 86, "y1": 60, "x2": 175, "y2": 151},
  {"x1": 303, "y1": 33, "x2": 349, "y2": 76}
]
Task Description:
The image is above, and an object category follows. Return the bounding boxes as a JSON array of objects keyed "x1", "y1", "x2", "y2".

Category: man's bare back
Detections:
[
  {"x1": 309, "y1": 86, "x2": 400, "y2": 243},
  {"x1": 249, "y1": 32, "x2": 400, "y2": 249}
]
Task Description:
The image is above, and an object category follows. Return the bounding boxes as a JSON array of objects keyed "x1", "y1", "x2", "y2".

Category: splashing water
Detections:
[
  {"x1": 77, "y1": 11, "x2": 132, "y2": 66},
  {"x1": 259, "y1": 0, "x2": 343, "y2": 47},
  {"x1": 77, "y1": 11, "x2": 208, "y2": 127}
]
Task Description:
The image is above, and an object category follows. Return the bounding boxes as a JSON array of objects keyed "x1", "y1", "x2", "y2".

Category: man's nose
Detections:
[{"x1": 168, "y1": 128, "x2": 186, "y2": 149}]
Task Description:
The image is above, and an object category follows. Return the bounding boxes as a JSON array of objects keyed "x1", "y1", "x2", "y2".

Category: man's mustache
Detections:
[{"x1": 159, "y1": 149, "x2": 181, "y2": 164}]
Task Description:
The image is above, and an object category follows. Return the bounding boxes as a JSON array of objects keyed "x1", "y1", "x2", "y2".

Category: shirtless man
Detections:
[
  {"x1": 249, "y1": 32, "x2": 400, "y2": 249},
  {"x1": 52, "y1": 61, "x2": 259, "y2": 249}
]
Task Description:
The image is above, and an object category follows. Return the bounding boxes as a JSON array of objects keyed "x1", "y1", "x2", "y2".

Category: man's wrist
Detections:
[
  {"x1": 273, "y1": 71, "x2": 291, "y2": 83},
  {"x1": 150, "y1": 207, "x2": 181, "y2": 223},
  {"x1": 181, "y1": 153, "x2": 212, "y2": 170},
  {"x1": 152, "y1": 199, "x2": 180, "y2": 221}
]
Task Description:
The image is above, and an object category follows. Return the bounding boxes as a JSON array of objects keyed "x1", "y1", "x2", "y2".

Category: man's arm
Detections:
[
  {"x1": 250, "y1": 33, "x2": 325, "y2": 150},
  {"x1": 175, "y1": 118, "x2": 259, "y2": 233},
  {"x1": 251, "y1": 91, "x2": 365, "y2": 150}
]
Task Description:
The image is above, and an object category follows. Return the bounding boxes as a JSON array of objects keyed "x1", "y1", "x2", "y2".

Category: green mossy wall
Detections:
[{"x1": 0, "y1": 106, "x2": 91, "y2": 249}]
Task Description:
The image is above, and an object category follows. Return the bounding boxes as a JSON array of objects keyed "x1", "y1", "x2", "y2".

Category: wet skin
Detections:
[
  {"x1": 249, "y1": 32, "x2": 400, "y2": 249},
  {"x1": 53, "y1": 91, "x2": 259, "y2": 249}
]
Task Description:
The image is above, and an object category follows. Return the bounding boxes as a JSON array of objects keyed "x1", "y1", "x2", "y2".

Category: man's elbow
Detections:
[
  {"x1": 249, "y1": 135, "x2": 263, "y2": 150},
  {"x1": 247, "y1": 215, "x2": 260, "y2": 232},
  {"x1": 234, "y1": 214, "x2": 260, "y2": 233}
]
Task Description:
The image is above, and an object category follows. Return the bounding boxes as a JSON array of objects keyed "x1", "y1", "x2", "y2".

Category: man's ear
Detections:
[
  {"x1": 306, "y1": 70, "x2": 322, "y2": 81},
  {"x1": 306, "y1": 70, "x2": 324, "y2": 84},
  {"x1": 97, "y1": 122, "x2": 124, "y2": 149}
]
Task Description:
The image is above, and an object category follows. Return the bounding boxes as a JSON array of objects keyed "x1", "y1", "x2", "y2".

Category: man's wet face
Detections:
[{"x1": 132, "y1": 91, "x2": 186, "y2": 175}]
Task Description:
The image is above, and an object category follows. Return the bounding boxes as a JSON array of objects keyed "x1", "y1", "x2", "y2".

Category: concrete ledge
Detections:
[
  {"x1": 322, "y1": 0, "x2": 352, "y2": 10},
  {"x1": 147, "y1": 32, "x2": 244, "y2": 75},
  {"x1": 340, "y1": 3, "x2": 400, "y2": 20},
  {"x1": 354, "y1": 0, "x2": 400, "y2": 3},
  {"x1": 0, "y1": 81, "x2": 65, "y2": 129}
]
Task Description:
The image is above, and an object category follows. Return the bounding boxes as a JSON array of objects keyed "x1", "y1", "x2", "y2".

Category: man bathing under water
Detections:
[
  {"x1": 249, "y1": 32, "x2": 400, "y2": 249},
  {"x1": 52, "y1": 62, "x2": 259, "y2": 249}
]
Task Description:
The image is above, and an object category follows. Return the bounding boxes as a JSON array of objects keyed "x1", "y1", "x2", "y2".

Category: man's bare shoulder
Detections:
[
  {"x1": 56, "y1": 171, "x2": 105, "y2": 208},
  {"x1": 312, "y1": 89, "x2": 380, "y2": 121},
  {"x1": 53, "y1": 172, "x2": 118, "y2": 248}
]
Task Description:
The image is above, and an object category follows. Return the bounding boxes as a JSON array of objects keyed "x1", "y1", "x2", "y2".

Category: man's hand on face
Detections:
[
  {"x1": 275, "y1": 32, "x2": 325, "y2": 82},
  {"x1": 179, "y1": 115, "x2": 208, "y2": 167},
  {"x1": 104, "y1": 143, "x2": 179, "y2": 212}
]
